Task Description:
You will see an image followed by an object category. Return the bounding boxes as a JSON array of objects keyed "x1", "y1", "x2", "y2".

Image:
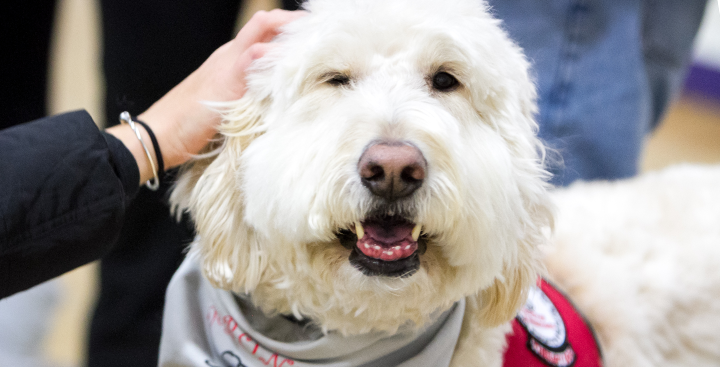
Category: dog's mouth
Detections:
[{"x1": 337, "y1": 216, "x2": 427, "y2": 277}]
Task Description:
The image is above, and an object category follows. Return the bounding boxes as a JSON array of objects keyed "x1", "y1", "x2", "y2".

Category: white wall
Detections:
[{"x1": 693, "y1": 0, "x2": 720, "y2": 69}]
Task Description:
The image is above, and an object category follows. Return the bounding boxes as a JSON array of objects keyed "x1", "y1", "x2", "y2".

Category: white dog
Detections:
[{"x1": 159, "y1": 0, "x2": 720, "y2": 366}]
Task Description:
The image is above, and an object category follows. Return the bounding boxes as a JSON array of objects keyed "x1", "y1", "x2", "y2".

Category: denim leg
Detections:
[
  {"x1": 642, "y1": 0, "x2": 706, "y2": 129},
  {"x1": 490, "y1": 0, "x2": 706, "y2": 186}
]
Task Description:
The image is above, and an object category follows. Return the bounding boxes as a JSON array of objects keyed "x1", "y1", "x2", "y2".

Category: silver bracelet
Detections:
[{"x1": 119, "y1": 111, "x2": 160, "y2": 191}]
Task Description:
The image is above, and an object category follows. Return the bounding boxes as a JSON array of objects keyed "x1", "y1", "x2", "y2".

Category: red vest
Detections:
[{"x1": 503, "y1": 279, "x2": 603, "y2": 367}]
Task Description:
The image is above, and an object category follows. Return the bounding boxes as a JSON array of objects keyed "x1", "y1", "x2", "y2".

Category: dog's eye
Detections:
[
  {"x1": 432, "y1": 71, "x2": 459, "y2": 91},
  {"x1": 327, "y1": 74, "x2": 351, "y2": 86}
]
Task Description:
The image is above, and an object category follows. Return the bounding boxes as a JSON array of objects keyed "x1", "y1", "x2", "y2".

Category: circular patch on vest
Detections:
[
  {"x1": 518, "y1": 286, "x2": 566, "y2": 348},
  {"x1": 517, "y1": 286, "x2": 576, "y2": 367}
]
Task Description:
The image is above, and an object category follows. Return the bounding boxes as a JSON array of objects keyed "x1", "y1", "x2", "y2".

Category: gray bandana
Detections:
[{"x1": 159, "y1": 256, "x2": 465, "y2": 367}]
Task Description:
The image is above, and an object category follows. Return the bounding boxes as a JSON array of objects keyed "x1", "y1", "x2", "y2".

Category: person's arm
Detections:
[
  {"x1": 108, "y1": 9, "x2": 305, "y2": 183},
  {"x1": 0, "y1": 110, "x2": 136, "y2": 298},
  {"x1": 0, "y1": 10, "x2": 305, "y2": 299}
]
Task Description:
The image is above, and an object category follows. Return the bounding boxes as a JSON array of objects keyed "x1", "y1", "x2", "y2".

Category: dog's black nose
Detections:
[{"x1": 358, "y1": 142, "x2": 426, "y2": 200}]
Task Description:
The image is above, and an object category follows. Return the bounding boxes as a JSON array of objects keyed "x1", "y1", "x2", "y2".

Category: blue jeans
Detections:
[{"x1": 490, "y1": 0, "x2": 707, "y2": 186}]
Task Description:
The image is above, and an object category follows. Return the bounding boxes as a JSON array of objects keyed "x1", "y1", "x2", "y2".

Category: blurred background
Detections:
[{"x1": 2, "y1": 0, "x2": 719, "y2": 366}]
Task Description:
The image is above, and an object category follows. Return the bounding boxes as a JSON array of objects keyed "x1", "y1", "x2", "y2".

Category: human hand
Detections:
[{"x1": 108, "y1": 9, "x2": 306, "y2": 184}]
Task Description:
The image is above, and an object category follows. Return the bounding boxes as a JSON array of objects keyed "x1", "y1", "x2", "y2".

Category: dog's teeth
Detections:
[
  {"x1": 404, "y1": 244, "x2": 412, "y2": 250},
  {"x1": 411, "y1": 224, "x2": 422, "y2": 241},
  {"x1": 364, "y1": 243, "x2": 370, "y2": 249},
  {"x1": 355, "y1": 222, "x2": 365, "y2": 239}
]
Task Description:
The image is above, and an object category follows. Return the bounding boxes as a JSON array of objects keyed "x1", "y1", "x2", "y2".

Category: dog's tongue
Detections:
[{"x1": 357, "y1": 221, "x2": 417, "y2": 261}]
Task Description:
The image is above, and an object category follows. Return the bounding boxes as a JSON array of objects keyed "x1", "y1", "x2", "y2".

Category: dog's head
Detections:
[{"x1": 172, "y1": 0, "x2": 552, "y2": 334}]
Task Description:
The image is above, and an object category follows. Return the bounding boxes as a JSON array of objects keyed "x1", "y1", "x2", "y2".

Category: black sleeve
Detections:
[{"x1": 0, "y1": 110, "x2": 140, "y2": 298}]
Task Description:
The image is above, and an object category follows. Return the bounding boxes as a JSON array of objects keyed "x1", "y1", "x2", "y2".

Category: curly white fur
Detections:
[
  {"x1": 547, "y1": 165, "x2": 720, "y2": 366},
  {"x1": 169, "y1": 0, "x2": 720, "y2": 365}
]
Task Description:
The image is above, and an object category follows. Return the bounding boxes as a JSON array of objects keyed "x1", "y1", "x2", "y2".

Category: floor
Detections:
[
  {"x1": 642, "y1": 95, "x2": 720, "y2": 171},
  {"x1": 8, "y1": 0, "x2": 720, "y2": 366}
]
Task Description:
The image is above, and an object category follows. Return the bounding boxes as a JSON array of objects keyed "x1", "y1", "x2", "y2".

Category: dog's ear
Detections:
[
  {"x1": 170, "y1": 92, "x2": 270, "y2": 292},
  {"x1": 473, "y1": 192, "x2": 552, "y2": 327},
  {"x1": 170, "y1": 91, "x2": 269, "y2": 218},
  {"x1": 474, "y1": 252, "x2": 538, "y2": 327}
]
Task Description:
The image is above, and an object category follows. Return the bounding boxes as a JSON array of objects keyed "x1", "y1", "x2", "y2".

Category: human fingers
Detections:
[
  {"x1": 233, "y1": 9, "x2": 307, "y2": 52},
  {"x1": 224, "y1": 42, "x2": 272, "y2": 98}
]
